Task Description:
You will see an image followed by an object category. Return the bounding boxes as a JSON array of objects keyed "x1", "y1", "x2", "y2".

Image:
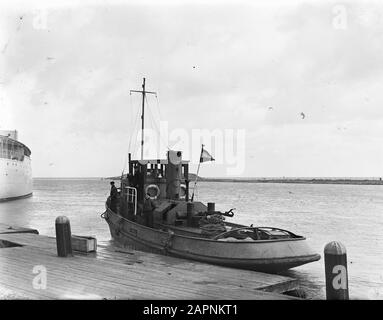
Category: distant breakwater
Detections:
[
  {"x1": 104, "y1": 175, "x2": 383, "y2": 186},
  {"x1": 198, "y1": 178, "x2": 383, "y2": 186}
]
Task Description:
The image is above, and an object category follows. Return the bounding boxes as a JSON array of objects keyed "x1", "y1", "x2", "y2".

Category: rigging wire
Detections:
[
  {"x1": 191, "y1": 183, "x2": 199, "y2": 201},
  {"x1": 154, "y1": 94, "x2": 171, "y2": 151},
  {"x1": 127, "y1": 92, "x2": 134, "y2": 152},
  {"x1": 121, "y1": 84, "x2": 173, "y2": 175},
  {"x1": 145, "y1": 94, "x2": 170, "y2": 153},
  {"x1": 122, "y1": 93, "x2": 135, "y2": 174},
  {"x1": 154, "y1": 94, "x2": 163, "y2": 127},
  {"x1": 120, "y1": 92, "x2": 136, "y2": 175},
  {"x1": 131, "y1": 100, "x2": 142, "y2": 158},
  {"x1": 145, "y1": 95, "x2": 160, "y2": 136},
  {"x1": 119, "y1": 84, "x2": 162, "y2": 176},
  {"x1": 131, "y1": 103, "x2": 141, "y2": 149},
  {"x1": 145, "y1": 95, "x2": 162, "y2": 158},
  {"x1": 154, "y1": 94, "x2": 180, "y2": 151},
  {"x1": 124, "y1": 92, "x2": 141, "y2": 168}
]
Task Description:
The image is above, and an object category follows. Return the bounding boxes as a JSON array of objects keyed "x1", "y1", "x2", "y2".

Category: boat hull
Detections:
[
  {"x1": 103, "y1": 208, "x2": 320, "y2": 273},
  {"x1": 0, "y1": 157, "x2": 32, "y2": 202}
]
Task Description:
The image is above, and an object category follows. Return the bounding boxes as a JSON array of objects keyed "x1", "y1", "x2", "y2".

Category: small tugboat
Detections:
[{"x1": 101, "y1": 78, "x2": 320, "y2": 273}]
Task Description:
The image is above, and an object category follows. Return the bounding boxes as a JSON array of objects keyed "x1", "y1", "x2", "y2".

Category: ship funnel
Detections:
[{"x1": 166, "y1": 150, "x2": 182, "y2": 199}]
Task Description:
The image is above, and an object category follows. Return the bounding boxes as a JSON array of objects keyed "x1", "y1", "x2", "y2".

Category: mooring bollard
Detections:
[
  {"x1": 324, "y1": 241, "x2": 349, "y2": 300},
  {"x1": 55, "y1": 216, "x2": 73, "y2": 257}
]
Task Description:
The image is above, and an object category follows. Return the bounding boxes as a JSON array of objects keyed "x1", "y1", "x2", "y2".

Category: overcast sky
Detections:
[{"x1": 1, "y1": 0, "x2": 383, "y2": 178}]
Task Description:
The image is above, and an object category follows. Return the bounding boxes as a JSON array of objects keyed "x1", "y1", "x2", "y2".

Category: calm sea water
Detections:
[{"x1": 1, "y1": 178, "x2": 382, "y2": 300}]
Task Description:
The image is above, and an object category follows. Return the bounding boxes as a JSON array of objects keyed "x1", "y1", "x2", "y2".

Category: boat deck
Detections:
[{"x1": 0, "y1": 223, "x2": 300, "y2": 300}]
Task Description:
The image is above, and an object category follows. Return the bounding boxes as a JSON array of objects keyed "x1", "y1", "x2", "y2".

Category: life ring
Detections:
[
  {"x1": 180, "y1": 184, "x2": 187, "y2": 199},
  {"x1": 145, "y1": 184, "x2": 160, "y2": 199}
]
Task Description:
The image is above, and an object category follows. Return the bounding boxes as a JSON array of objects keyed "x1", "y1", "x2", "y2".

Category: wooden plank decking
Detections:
[{"x1": 0, "y1": 225, "x2": 300, "y2": 300}]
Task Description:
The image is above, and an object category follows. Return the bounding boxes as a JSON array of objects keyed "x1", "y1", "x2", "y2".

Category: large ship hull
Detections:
[{"x1": 0, "y1": 157, "x2": 32, "y2": 202}]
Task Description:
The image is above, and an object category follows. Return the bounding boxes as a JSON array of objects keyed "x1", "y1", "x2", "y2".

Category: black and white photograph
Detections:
[{"x1": 0, "y1": 0, "x2": 382, "y2": 309}]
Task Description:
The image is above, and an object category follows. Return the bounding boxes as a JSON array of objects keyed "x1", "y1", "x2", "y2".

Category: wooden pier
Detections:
[{"x1": 0, "y1": 223, "x2": 299, "y2": 300}]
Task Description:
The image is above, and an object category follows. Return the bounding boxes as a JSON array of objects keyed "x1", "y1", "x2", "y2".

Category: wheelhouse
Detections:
[{"x1": 117, "y1": 151, "x2": 190, "y2": 218}]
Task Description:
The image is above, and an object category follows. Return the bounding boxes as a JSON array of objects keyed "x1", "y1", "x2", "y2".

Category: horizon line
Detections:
[{"x1": 33, "y1": 176, "x2": 383, "y2": 180}]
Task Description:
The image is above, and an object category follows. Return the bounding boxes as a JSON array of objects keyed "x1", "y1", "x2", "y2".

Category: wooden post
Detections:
[
  {"x1": 55, "y1": 216, "x2": 73, "y2": 257},
  {"x1": 324, "y1": 241, "x2": 349, "y2": 300}
]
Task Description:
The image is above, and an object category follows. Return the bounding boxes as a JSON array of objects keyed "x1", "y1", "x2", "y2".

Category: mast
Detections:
[
  {"x1": 130, "y1": 78, "x2": 157, "y2": 160},
  {"x1": 140, "y1": 78, "x2": 145, "y2": 160}
]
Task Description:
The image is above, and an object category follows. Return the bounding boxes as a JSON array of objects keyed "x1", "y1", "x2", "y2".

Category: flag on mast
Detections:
[
  {"x1": 190, "y1": 145, "x2": 214, "y2": 202},
  {"x1": 200, "y1": 147, "x2": 215, "y2": 163}
]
